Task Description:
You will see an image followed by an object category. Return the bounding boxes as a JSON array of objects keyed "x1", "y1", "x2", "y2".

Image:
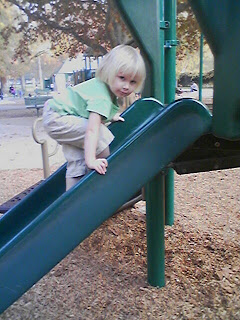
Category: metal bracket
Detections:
[
  {"x1": 164, "y1": 40, "x2": 179, "y2": 48},
  {"x1": 160, "y1": 20, "x2": 170, "y2": 29}
]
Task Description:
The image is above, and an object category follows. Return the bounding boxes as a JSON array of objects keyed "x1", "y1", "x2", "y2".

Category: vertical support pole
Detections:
[
  {"x1": 154, "y1": 0, "x2": 165, "y2": 102},
  {"x1": 38, "y1": 55, "x2": 44, "y2": 90},
  {"x1": 164, "y1": 0, "x2": 177, "y2": 226},
  {"x1": 114, "y1": 0, "x2": 172, "y2": 287},
  {"x1": 146, "y1": 172, "x2": 165, "y2": 287},
  {"x1": 199, "y1": 33, "x2": 204, "y2": 101},
  {"x1": 32, "y1": 117, "x2": 51, "y2": 179},
  {"x1": 146, "y1": 0, "x2": 166, "y2": 287},
  {"x1": 164, "y1": 169, "x2": 174, "y2": 225},
  {"x1": 41, "y1": 142, "x2": 50, "y2": 179}
]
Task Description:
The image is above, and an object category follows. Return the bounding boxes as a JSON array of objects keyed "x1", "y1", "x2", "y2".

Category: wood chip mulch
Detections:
[{"x1": 0, "y1": 168, "x2": 239, "y2": 320}]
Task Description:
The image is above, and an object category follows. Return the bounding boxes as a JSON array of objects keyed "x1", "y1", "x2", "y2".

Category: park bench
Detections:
[
  {"x1": 24, "y1": 95, "x2": 52, "y2": 116},
  {"x1": 35, "y1": 88, "x2": 52, "y2": 96}
]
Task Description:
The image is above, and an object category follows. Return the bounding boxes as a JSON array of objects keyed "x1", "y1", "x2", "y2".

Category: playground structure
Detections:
[{"x1": 0, "y1": 0, "x2": 240, "y2": 314}]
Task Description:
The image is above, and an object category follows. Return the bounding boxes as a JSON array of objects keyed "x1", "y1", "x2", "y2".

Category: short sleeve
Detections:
[{"x1": 86, "y1": 99, "x2": 112, "y2": 119}]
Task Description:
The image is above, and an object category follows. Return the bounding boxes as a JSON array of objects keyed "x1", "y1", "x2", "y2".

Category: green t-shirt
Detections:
[{"x1": 48, "y1": 78, "x2": 119, "y2": 122}]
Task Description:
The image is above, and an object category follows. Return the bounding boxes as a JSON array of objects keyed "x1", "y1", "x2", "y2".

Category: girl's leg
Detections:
[
  {"x1": 43, "y1": 108, "x2": 114, "y2": 154},
  {"x1": 65, "y1": 147, "x2": 110, "y2": 190},
  {"x1": 97, "y1": 146, "x2": 110, "y2": 158},
  {"x1": 43, "y1": 109, "x2": 114, "y2": 189},
  {"x1": 62, "y1": 144, "x2": 86, "y2": 191},
  {"x1": 66, "y1": 177, "x2": 83, "y2": 191}
]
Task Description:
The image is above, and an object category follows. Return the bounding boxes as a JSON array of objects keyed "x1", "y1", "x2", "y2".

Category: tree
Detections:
[
  {"x1": 0, "y1": 0, "x2": 131, "y2": 60},
  {"x1": 0, "y1": 0, "x2": 17, "y2": 90},
  {"x1": 0, "y1": 0, "x2": 38, "y2": 92},
  {"x1": 0, "y1": 0, "x2": 200, "y2": 62},
  {"x1": 177, "y1": 0, "x2": 201, "y2": 61}
]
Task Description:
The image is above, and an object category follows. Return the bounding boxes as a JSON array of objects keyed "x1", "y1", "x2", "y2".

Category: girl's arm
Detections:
[{"x1": 85, "y1": 112, "x2": 108, "y2": 175}]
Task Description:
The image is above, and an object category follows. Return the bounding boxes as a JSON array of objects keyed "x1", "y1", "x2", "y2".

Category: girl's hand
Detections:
[
  {"x1": 112, "y1": 113, "x2": 125, "y2": 122},
  {"x1": 87, "y1": 158, "x2": 108, "y2": 175}
]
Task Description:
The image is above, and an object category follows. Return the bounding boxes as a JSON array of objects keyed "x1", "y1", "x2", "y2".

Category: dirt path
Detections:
[{"x1": 0, "y1": 105, "x2": 65, "y2": 171}]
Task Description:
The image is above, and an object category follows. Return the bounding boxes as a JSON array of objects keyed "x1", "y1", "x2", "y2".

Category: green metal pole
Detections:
[
  {"x1": 164, "y1": 0, "x2": 177, "y2": 103},
  {"x1": 145, "y1": 0, "x2": 166, "y2": 287},
  {"x1": 199, "y1": 33, "x2": 204, "y2": 101},
  {"x1": 146, "y1": 172, "x2": 165, "y2": 287},
  {"x1": 164, "y1": 0, "x2": 177, "y2": 226},
  {"x1": 155, "y1": 0, "x2": 165, "y2": 102},
  {"x1": 113, "y1": 0, "x2": 166, "y2": 286},
  {"x1": 164, "y1": 168, "x2": 174, "y2": 225}
]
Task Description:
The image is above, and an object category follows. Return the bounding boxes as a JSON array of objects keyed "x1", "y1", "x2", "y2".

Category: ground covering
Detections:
[{"x1": 0, "y1": 167, "x2": 239, "y2": 320}]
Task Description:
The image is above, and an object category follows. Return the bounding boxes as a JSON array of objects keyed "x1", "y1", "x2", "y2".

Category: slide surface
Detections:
[{"x1": 0, "y1": 98, "x2": 212, "y2": 313}]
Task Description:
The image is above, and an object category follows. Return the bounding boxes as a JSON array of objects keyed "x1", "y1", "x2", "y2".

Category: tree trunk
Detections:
[
  {"x1": 21, "y1": 75, "x2": 26, "y2": 93},
  {"x1": 0, "y1": 76, "x2": 7, "y2": 94}
]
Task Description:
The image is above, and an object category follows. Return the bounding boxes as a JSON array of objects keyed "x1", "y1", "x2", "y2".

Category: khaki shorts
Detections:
[{"x1": 43, "y1": 103, "x2": 114, "y2": 177}]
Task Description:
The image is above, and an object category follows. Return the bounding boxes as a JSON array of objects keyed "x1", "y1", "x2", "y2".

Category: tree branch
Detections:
[{"x1": 5, "y1": 0, "x2": 108, "y2": 54}]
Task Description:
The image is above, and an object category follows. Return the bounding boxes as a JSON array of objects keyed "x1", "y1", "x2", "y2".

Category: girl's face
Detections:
[{"x1": 109, "y1": 71, "x2": 139, "y2": 98}]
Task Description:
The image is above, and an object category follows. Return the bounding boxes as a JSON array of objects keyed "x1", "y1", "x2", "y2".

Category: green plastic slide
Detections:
[{"x1": 0, "y1": 98, "x2": 212, "y2": 313}]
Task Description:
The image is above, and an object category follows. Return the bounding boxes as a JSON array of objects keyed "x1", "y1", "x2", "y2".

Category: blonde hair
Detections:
[{"x1": 96, "y1": 45, "x2": 146, "y2": 92}]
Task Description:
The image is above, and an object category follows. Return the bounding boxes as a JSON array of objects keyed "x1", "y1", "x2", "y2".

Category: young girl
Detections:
[{"x1": 43, "y1": 45, "x2": 146, "y2": 190}]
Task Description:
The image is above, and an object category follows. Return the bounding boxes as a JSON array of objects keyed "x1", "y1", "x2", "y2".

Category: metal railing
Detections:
[{"x1": 32, "y1": 117, "x2": 59, "y2": 179}]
